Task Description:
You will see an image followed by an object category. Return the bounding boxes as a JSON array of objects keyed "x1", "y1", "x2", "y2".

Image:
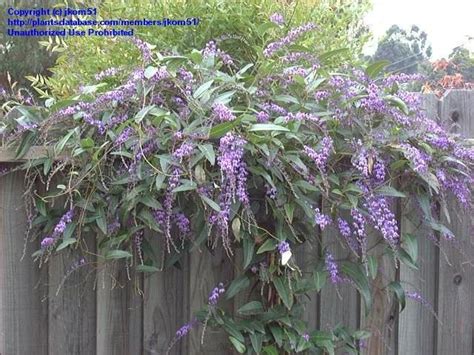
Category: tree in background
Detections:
[
  {"x1": 372, "y1": 24, "x2": 432, "y2": 75},
  {"x1": 0, "y1": 0, "x2": 57, "y2": 88},
  {"x1": 421, "y1": 45, "x2": 474, "y2": 96}
]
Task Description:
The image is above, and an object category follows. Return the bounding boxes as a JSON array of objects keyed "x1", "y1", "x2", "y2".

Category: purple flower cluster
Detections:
[
  {"x1": 163, "y1": 168, "x2": 181, "y2": 252},
  {"x1": 114, "y1": 127, "x2": 134, "y2": 147},
  {"x1": 314, "y1": 208, "x2": 331, "y2": 230},
  {"x1": 400, "y1": 143, "x2": 429, "y2": 174},
  {"x1": 352, "y1": 146, "x2": 370, "y2": 177},
  {"x1": 212, "y1": 103, "x2": 235, "y2": 122},
  {"x1": 256, "y1": 111, "x2": 270, "y2": 123},
  {"x1": 277, "y1": 240, "x2": 290, "y2": 254},
  {"x1": 382, "y1": 73, "x2": 424, "y2": 86},
  {"x1": 217, "y1": 133, "x2": 247, "y2": 203},
  {"x1": 261, "y1": 102, "x2": 287, "y2": 116},
  {"x1": 53, "y1": 209, "x2": 74, "y2": 237},
  {"x1": 284, "y1": 112, "x2": 321, "y2": 124},
  {"x1": 365, "y1": 195, "x2": 399, "y2": 249},
  {"x1": 360, "y1": 83, "x2": 386, "y2": 113},
  {"x1": 269, "y1": 12, "x2": 285, "y2": 25},
  {"x1": 302, "y1": 333, "x2": 310, "y2": 342},
  {"x1": 325, "y1": 251, "x2": 341, "y2": 283},
  {"x1": 173, "y1": 142, "x2": 195, "y2": 160},
  {"x1": 95, "y1": 67, "x2": 119, "y2": 81},
  {"x1": 174, "y1": 212, "x2": 190, "y2": 236},
  {"x1": 304, "y1": 136, "x2": 333, "y2": 171},
  {"x1": 373, "y1": 159, "x2": 386, "y2": 181},
  {"x1": 266, "y1": 184, "x2": 277, "y2": 199},
  {"x1": 208, "y1": 282, "x2": 225, "y2": 306},
  {"x1": 132, "y1": 37, "x2": 152, "y2": 63},
  {"x1": 282, "y1": 52, "x2": 317, "y2": 64},
  {"x1": 314, "y1": 90, "x2": 330, "y2": 101},
  {"x1": 203, "y1": 41, "x2": 234, "y2": 66},
  {"x1": 263, "y1": 22, "x2": 317, "y2": 57}
]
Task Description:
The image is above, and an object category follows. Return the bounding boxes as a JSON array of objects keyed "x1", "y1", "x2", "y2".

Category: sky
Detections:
[{"x1": 364, "y1": 0, "x2": 474, "y2": 59}]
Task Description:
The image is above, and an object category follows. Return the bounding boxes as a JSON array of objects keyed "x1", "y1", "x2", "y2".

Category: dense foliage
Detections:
[
  {"x1": 34, "y1": 0, "x2": 370, "y2": 98},
  {"x1": 1, "y1": 14, "x2": 474, "y2": 355}
]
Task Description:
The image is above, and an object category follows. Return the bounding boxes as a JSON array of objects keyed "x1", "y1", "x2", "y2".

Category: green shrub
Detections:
[
  {"x1": 43, "y1": 0, "x2": 370, "y2": 97},
  {"x1": 3, "y1": 15, "x2": 473, "y2": 353}
]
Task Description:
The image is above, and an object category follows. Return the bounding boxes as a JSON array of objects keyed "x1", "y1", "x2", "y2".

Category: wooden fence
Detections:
[{"x1": 0, "y1": 90, "x2": 473, "y2": 355}]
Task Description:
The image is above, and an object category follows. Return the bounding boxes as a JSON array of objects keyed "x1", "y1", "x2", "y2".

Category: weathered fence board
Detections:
[
  {"x1": 437, "y1": 90, "x2": 474, "y2": 355},
  {"x1": 398, "y1": 94, "x2": 438, "y2": 355},
  {"x1": 0, "y1": 91, "x2": 473, "y2": 354}
]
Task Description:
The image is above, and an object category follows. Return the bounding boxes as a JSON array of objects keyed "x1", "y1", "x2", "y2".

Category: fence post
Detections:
[{"x1": 0, "y1": 170, "x2": 48, "y2": 355}]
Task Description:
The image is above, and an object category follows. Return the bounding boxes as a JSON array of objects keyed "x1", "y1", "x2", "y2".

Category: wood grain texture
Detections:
[
  {"x1": 361, "y1": 232, "x2": 397, "y2": 355},
  {"x1": 96, "y1": 261, "x2": 143, "y2": 355},
  {"x1": 398, "y1": 94, "x2": 438, "y2": 355},
  {"x1": 143, "y1": 236, "x2": 190, "y2": 355},
  {"x1": 320, "y1": 221, "x2": 359, "y2": 332},
  {"x1": 187, "y1": 245, "x2": 234, "y2": 354},
  {"x1": 0, "y1": 171, "x2": 48, "y2": 355},
  {"x1": 0, "y1": 146, "x2": 56, "y2": 162},
  {"x1": 437, "y1": 90, "x2": 474, "y2": 355},
  {"x1": 48, "y1": 236, "x2": 97, "y2": 355}
]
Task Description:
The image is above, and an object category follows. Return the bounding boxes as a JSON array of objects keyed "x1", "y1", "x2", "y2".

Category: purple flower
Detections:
[
  {"x1": 263, "y1": 22, "x2": 317, "y2": 57},
  {"x1": 173, "y1": 142, "x2": 195, "y2": 159},
  {"x1": 95, "y1": 67, "x2": 119, "y2": 81},
  {"x1": 400, "y1": 143, "x2": 429, "y2": 174},
  {"x1": 284, "y1": 112, "x2": 321, "y2": 124},
  {"x1": 302, "y1": 333, "x2": 310, "y2": 342},
  {"x1": 314, "y1": 90, "x2": 330, "y2": 101},
  {"x1": 266, "y1": 185, "x2": 277, "y2": 199},
  {"x1": 41, "y1": 236, "x2": 55, "y2": 249},
  {"x1": 277, "y1": 240, "x2": 291, "y2": 254},
  {"x1": 53, "y1": 209, "x2": 74, "y2": 238},
  {"x1": 212, "y1": 103, "x2": 235, "y2": 122},
  {"x1": 114, "y1": 127, "x2": 134, "y2": 147},
  {"x1": 314, "y1": 208, "x2": 331, "y2": 230},
  {"x1": 304, "y1": 136, "x2": 333, "y2": 171},
  {"x1": 208, "y1": 282, "x2": 225, "y2": 306},
  {"x1": 174, "y1": 212, "x2": 190, "y2": 236},
  {"x1": 262, "y1": 102, "x2": 287, "y2": 116},
  {"x1": 269, "y1": 12, "x2": 285, "y2": 25},
  {"x1": 132, "y1": 37, "x2": 152, "y2": 63},
  {"x1": 365, "y1": 195, "x2": 399, "y2": 249},
  {"x1": 325, "y1": 251, "x2": 341, "y2": 283},
  {"x1": 373, "y1": 159, "x2": 386, "y2": 181},
  {"x1": 256, "y1": 111, "x2": 270, "y2": 123}
]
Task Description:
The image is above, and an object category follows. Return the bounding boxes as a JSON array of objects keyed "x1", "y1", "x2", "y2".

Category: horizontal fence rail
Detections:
[{"x1": 0, "y1": 90, "x2": 473, "y2": 355}]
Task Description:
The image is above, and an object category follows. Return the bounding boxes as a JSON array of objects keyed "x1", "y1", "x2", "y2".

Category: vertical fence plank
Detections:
[
  {"x1": 320, "y1": 221, "x2": 359, "y2": 331},
  {"x1": 96, "y1": 262, "x2": 143, "y2": 355},
  {"x1": 398, "y1": 94, "x2": 438, "y2": 355},
  {"x1": 0, "y1": 170, "x2": 48, "y2": 355},
  {"x1": 48, "y1": 236, "x2": 97, "y2": 355},
  {"x1": 188, "y1": 246, "x2": 234, "y2": 354},
  {"x1": 437, "y1": 90, "x2": 474, "y2": 355},
  {"x1": 362, "y1": 231, "x2": 397, "y2": 355},
  {"x1": 295, "y1": 236, "x2": 320, "y2": 330},
  {"x1": 143, "y1": 237, "x2": 190, "y2": 355}
]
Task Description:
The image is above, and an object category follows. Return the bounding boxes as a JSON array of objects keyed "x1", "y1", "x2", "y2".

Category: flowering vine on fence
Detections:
[{"x1": 0, "y1": 12, "x2": 473, "y2": 354}]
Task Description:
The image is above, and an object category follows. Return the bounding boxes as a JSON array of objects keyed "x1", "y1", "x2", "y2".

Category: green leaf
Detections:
[
  {"x1": 144, "y1": 66, "x2": 158, "y2": 79},
  {"x1": 229, "y1": 336, "x2": 246, "y2": 354},
  {"x1": 200, "y1": 195, "x2": 221, "y2": 212},
  {"x1": 249, "y1": 123, "x2": 290, "y2": 132},
  {"x1": 105, "y1": 250, "x2": 133, "y2": 259},
  {"x1": 284, "y1": 203, "x2": 295, "y2": 223},
  {"x1": 256, "y1": 239, "x2": 277, "y2": 254},
  {"x1": 242, "y1": 236, "x2": 254, "y2": 269},
  {"x1": 193, "y1": 80, "x2": 214, "y2": 99},
  {"x1": 238, "y1": 301, "x2": 264, "y2": 315},
  {"x1": 209, "y1": 118, "x2": 241, "y2": 138},
  {"x1": 15, "y1": 131, "x2": 35, "y2": 159},
  {"x1": 96, "y1": 208, "x2": 107, "y2": 235},
  {"x1": 388, "y1": 281, "x2": 406, "y2": 312},
  {"x1": 386, "y1": 95, "x2": 409, "y2": 115},
  {"x1": 403, "y1": 233, "x2": 418, "y2": 263},
  {"x1": 136, "y1": 264, "x2": 160, "y2": 273},
  {"x1": 314, "y1": 271, "x2": 327, "y2": 292},
  {"x1": 366, "y1": 60, "x2": 390, "y2": 78},
  {"x1": 341, "y1": 262, "x2": 372, "y2": 313},
  {"x1": 80, "y1": 137, "x2": 95, "y2": 149},
  {"x1": 232, "y1": 218, "x2": 241, "y2": 242},
  {"x1": 172, "y1": 180, "x2": 197, "y2": 193},
  {"x1": 375, "y1": 185, "x2": 407, "y2": 198},
  {"x1": 56, "y1": 238, "x2": 77, "y2": 251},
  {"x1": 250, "y1": 333, "x2": 263, "y2": 353},
  {"x1": 55, "y1": 129, "x2": 76, "y2": 154},
  {"x1": 273, "y1": 277, "x2": 293, "y2": 310},
  {"x1": 213, "y1": 91, "x2": 236, "y2": 105},
  {"x1": 226, "y1": 275, "x2": 250, "y2": 299},
  {"x1": 198, "y1": 144, "x2": 216, "y2": 165},
  {"x1": 263, "y1": 345, "x2": 278, "y2": 355},
  {"x1": 367, "y1": 256, "x2": 378, "y2": 280},
  {"x1": 269, "y1": 325, "x2": 284, "y2": 347}
]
